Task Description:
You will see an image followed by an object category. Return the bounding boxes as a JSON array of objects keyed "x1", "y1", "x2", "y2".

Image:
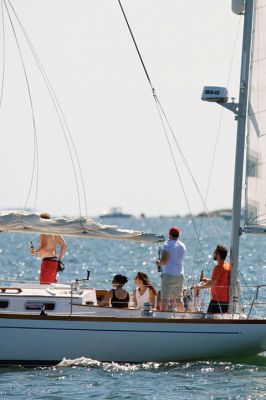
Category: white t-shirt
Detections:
[
  {"x1": 162, "y1": 239, "x2": 186, "y2": 276},
  {"x1": 135, "y1": 287, "x2": 150, "y2": 309}
]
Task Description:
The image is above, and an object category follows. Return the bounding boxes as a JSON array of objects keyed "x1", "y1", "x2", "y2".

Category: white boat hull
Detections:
[{"x1": 0, "y1": 314, "x2": 265, "y2": 365}]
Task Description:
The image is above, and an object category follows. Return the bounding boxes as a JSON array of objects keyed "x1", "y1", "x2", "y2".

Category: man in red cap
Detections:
[{"x1": 156, "y1": 226, "x2": 186, "y2": 312}]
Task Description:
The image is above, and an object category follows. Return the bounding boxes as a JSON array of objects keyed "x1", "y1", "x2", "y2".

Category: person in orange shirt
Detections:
[{"x1": 196, "y1": 244, "x2": 231, "y2": 313}]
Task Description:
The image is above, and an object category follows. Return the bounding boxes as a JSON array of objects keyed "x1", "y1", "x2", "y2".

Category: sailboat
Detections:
[
  {"x1": 99, "y1": 207, "x2": 133, "y2": 218},
  {"x1": 0, "y1": 0, "x2": 266, "y2": 366}
]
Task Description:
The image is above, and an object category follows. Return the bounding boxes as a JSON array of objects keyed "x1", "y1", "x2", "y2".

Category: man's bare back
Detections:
[{"x1": 32, "y1": 234, "x2": 67, "y2": 260}]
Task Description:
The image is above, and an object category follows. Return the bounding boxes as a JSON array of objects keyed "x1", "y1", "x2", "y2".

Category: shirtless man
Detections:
[{"x1": 31, "y1": 213, "x2": 67, "y2": 284}]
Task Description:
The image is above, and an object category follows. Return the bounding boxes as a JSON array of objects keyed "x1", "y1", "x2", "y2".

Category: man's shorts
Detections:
[
  {"x1": 161, "y1": 273, "x2": 184, "y2": 302},
  {"x1": 207, "y1": 300, "x2": 228, "y2": 313},
  {"x1": 40, "y1": 259, "x2": 58, "y2": 284}
]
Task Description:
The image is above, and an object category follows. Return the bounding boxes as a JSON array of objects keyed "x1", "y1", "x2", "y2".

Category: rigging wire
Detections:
[
  {"x1": 117, "y1": 0, "x2": 154, "y2": 93},
  {"x1": 199, "y1": 17, "x2": 242, "y2": 225},
  {"x1": 153, "y1": 97, "x2": 206, "y2": 248},
  {"x1": 3, "y1": 0, "x2": 39, "y2": 211},
  {"x1": 118, "y1": 1, "x2": 244, "y2": 279},
  {"x1": 191, "y1": 16, "x2": 243, "y2": 273},
  {"x1": 154, "y1": 95, "x2": 221, "y2": 239},
  {"x1": 0, "y1": 0, "x2": 5, "y2": 111},
  {"x1": 6, "y1": 0, "x2": 88, "y2": 218},
  {"x1": 118, "y1": 0, "x2": 215, "y2": 223},
  {"x1": 117, "y1": 0, "x2": 220, "y2": 267}
]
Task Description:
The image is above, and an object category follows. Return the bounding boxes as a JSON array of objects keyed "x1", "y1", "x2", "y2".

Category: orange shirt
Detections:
[{"x1": 211, "y1": 261, "x2": 231, "y2": 302}]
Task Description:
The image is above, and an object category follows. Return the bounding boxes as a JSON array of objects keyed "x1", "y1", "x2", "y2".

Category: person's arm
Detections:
[
  {"x1": 156, "y1": 250, "x2": 169, "y2": 267},
  {"x1": 196, "y1": 267, "x2": 217, "y2": 289},
  {"x1": 156, "y1": 290, "x2": 161, "y2": 310},
  {"x1": 99, "y1": 290, "x2": 112, "y2": 307},
  {"x1": 133, "y1": 289, "x2": 137, "y2": 308},
  {"x1": 196, "y1": 278, "x2": 212, "y2": 289},
  {"x1": 56, "y1": 235, "x2": 67, "y2": 260},
  {"x1": 149, "y1": 290, "x2": 156, "y2": 309},
  {"x1": 31, "y1": 235, "x2": 45, "y2": 256}
]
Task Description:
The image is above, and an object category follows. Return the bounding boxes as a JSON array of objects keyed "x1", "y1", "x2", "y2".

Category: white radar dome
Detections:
[{"x1": 201, "y1": 86, "x2": 229, "y2": 103}]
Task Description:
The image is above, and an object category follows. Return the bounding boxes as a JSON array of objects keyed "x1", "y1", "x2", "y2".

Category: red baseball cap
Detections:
[{"x1": 169, "y1": 226, "x2": 180, "y2": 236}]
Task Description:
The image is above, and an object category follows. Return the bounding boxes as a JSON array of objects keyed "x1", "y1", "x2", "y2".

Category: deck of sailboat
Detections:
[{"x1": 0, "y1": 281, "x2": 264, "y2": 321}]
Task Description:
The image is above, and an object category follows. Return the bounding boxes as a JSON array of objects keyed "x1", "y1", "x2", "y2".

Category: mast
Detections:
[
  {"x1": 202, "y1": 1, "x2": 255, "y2": 313},
  {"x1": 229, "y1": 0, "x2": 254, "y2": 313}
]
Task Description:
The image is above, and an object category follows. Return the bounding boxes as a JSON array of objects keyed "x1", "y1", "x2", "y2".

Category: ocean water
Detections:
[{"x1": 0, "y1": 216, "x2": 266, "y2": 399}]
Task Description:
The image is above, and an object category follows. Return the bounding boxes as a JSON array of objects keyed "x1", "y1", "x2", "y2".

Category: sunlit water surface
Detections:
[{"x1": 0, "y1": 216, "x2": 265, "y2": 399}]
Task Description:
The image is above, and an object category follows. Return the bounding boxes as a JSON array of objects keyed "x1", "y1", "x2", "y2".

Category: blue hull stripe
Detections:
[{"x1": 0, "y1": 326, "x2": 242, "y2": 334}]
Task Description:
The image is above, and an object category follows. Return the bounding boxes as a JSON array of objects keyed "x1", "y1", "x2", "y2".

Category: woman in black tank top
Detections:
[
  {"x1": 111, "y1": 289, "x2": 129, "y2": 308},
  {"x1": 100, "y1": 274, "x2": 130, "y2": 308}
]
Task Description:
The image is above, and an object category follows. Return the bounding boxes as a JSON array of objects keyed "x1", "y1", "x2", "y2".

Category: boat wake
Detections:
[
  {"x1": 56, "y1": 357, "x2": 176, "y2": 371},
  {"x1": 56, "y1": 352, "x2": 266, "y2": 370}
]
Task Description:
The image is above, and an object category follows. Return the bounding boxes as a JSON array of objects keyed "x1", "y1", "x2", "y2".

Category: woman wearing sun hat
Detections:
[{"x1": 156, "y1": 226, "x2": 186, "y2": 312}]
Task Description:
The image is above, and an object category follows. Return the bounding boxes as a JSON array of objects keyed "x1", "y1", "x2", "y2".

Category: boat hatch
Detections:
[{"x1": 0, "y1": 287, "x2": 22, "y2": 294}]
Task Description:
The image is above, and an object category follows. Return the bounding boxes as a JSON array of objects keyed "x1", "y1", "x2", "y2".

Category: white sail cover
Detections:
[
  {"x1": 0, "y1": 211, "x2": 164, "y2": 243},
  {"x1": 245, "y1": 0, "x2": 266, "y2": 232}
]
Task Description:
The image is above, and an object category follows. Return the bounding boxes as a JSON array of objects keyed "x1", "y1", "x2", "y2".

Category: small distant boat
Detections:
[
  {"x1": 219, "y1": 210, "x2": 233, "y2": 220},
  {"x1": 99, "y1": 207, "x2": 133, "y2": 218},
  {"x1": 198, "y1": 209, "x2": 244, "y2": 220}
]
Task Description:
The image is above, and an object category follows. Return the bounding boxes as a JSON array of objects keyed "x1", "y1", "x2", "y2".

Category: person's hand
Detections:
[
  {"x1": 195, "y1": 284, "x2": 201, "y2": 289},
  {"x1": 156, "y1": 259, "x2": 160, "y2": 266}
]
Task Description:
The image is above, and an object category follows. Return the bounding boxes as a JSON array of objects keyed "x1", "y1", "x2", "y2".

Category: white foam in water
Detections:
[{"x1": 57, "y1": 357, "x2": 163, "y2": 371}]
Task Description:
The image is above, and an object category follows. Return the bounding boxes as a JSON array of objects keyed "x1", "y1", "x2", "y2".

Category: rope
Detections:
[
  {"x1": 195, "y1": 18, "x2": 242, "y2": 239},
  {"x1": 117, "y1": 0, "x2": 223, "y2": 267},
  {"x1": 153, "y1": 96, "x2": 208, "y2": 265},
  {"x1": 118, "y1": 2, "x2": 245, "y2": 286},
  {"x1": 117, "y1": 0, "x2": 154, "y2": 93},
  {"x1": 154, "y1": 95, "x2": 221, "y2": 238},
  {"x1": 3, "y1": 0, "x2": 39, "y2": 211},
  {"x1": 6, "y1": 0, "x2": 88, "y2": 218}
]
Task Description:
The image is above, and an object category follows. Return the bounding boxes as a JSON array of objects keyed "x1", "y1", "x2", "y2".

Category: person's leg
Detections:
[
  {"x1": 40, "y1": 260, "x2": 58, "y2": 284},
  {"x1": 156, "y1": 290, "x2": 161, "y2": 310},
  {"x1": 173, "y1": 275, "x2": 184, "y2": 312},
  {"x1": 220, "y1": 302, "x2": 229, "y2": 313},
  {"x1": 160, "y1": 274, "x2": 171, "y2": 311},
  {"x1": 207, "y1": 300, "x2": 219, "y2": 313},
  {"x1": 207, "y1": 300, "x2": 228, "y2": 313}
]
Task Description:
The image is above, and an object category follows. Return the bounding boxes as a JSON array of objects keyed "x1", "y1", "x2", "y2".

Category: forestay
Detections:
[
  {"x1": 245, "y1": 0, "x2": 266, "y2": 232},
  {"x1": 0, "y1": 211, "x2": 164, "y2": 243}
]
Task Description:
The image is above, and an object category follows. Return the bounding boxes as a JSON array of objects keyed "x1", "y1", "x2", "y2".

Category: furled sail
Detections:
[
  {"x1": 245, "y1": 0, "x2": 266, "y2": 232},
  {"x1": 0, "y1": 211, "x2": 164, "y2": 243}
]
